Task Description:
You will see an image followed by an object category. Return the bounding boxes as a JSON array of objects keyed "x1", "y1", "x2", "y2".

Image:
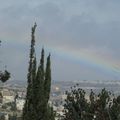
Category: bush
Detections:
[{"x1": 63, "y1": 85, "x2": 120, "y2": 120}]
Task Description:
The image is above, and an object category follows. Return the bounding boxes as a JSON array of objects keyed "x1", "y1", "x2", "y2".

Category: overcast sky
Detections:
[{"x1": 1, "y1": 0, "x2": 120, "y2": 82}]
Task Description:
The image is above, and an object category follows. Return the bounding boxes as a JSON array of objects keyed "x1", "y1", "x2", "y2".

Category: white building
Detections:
[
  {"x1": 4, "y1": 113, "x2": 9, "y2": 120},
  {"x1": 1, "y1": 89, "x2": 15, "y2": 104},
  {"x1": 16, "y1": 98, "x2": 25, "y2": 111}
]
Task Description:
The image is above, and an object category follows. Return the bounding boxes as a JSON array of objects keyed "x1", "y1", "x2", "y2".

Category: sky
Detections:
[{"x1": 1, "y1": 0, "x2": 120, "y2": 82}]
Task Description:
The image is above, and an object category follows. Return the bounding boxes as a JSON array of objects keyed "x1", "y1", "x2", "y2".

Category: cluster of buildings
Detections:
[
  {"x1": 0, "y1": 88, "x2": 25, "y2": 120},
  {"x1": 50, "y1": 86, "x2": 67, "y2": 120},
  {"x1": 1, "y1": 80, "x2": 120, "y2": 120},
  {"x1": 0, "y1": 85, "x2": 66, "y2": 120}
]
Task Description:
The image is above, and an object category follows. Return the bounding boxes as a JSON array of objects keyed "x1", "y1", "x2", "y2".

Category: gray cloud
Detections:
[{"x1": 0, "y1": 0, "x2": 120, "y2": 81}]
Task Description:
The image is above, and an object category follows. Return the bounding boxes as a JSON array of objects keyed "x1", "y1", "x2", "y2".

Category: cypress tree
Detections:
[
  {"x1": 40, "y1": 48, "x2": 45, "y2": 80},
  {"x1": 23, "y1": 23, "x2": 37, "y2": 120},
  {"x1": 44, "y1": 54, "x2": 51, "y2": 103},
  {"x1": 32, "y1": 55, "x2": 37, "y2": 118},
  {"x1": 35, "y1": 48, "x2": 45, "y2": 120},
  {"x1": 23, "y1": 24, "x2": 55, "y2": 120},
  {"x1": 44, "y1": 105, "x2": 55, "y2": 120},
  {"x1": 44, "y1": 54, "x2": 55, "y2": 120}
]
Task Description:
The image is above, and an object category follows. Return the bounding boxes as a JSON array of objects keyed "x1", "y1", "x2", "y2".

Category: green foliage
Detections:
[
  {"x1": 44, "y1": 54, "x2": 51, "y2": 103},
  {"x1": 63, "y1": 85, "x2": 120, "y2": 120},
  {"x1": 0, "y1": 41, "x2": 10, "y2": 82},
  {"x1": 64, "y1": 86, "x2": 89, "y2": 120},
  {"x1": 109, "y1": 96, "x2": 120, "y2": 120},
  {"x1": 9, "y1": 114, "x2": 17, "y2": 120},
  {"x1": 43, "y1": 105, "x2": 56, "y2": 120},
  {"x1": 23, "y1": 24, "x2": 54, "y2": 120},
  {"x1": 0, "y1": 70, "x2": 10, "y2": 82},
  {"x1": 22, "y1": 23, "x2": 37, "y2": 120}
]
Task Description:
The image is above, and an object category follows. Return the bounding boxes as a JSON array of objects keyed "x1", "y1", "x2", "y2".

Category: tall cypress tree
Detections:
[
  {"x1": 23, "y1": 24, "x2": 55, "y2": 120},
  {"x1": 44, "y1": 54, "x2": 51, "y2": 103},
  {"x1": 23, "y1": 23, "x2": 37, "y2": 120},
  {"x1": 35, "y1": 48, "x2": 45, "y2": 120},
  {"x1": 32, "y1": 54, "x2": 38, "y2": 118},
  {"x1": 44, "y1": 54, "x2": 55, "y2": 120}
]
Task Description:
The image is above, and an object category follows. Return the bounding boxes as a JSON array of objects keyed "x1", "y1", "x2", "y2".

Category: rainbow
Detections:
[
  {"x1": 6, "y1": 40, "x2": 120, "y2": 77},
  {"x1": 45, "y1": 45, "x2": 120, "y2": 76}
]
